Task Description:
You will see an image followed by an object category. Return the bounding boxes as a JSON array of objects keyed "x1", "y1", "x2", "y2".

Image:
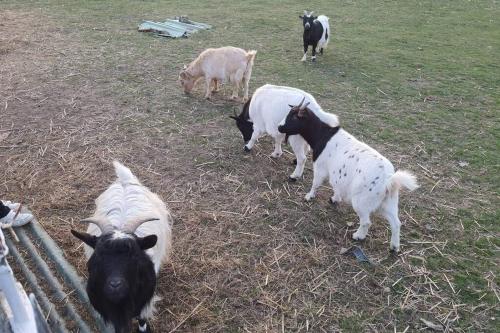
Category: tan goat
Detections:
[{"x1": 179, "y1": 46, "x2": 257, "y2": 102}]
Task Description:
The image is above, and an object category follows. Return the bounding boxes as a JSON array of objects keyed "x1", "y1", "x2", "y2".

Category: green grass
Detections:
[{"x1": 1, "y1": 0, "x2": 499, "y2": 332}]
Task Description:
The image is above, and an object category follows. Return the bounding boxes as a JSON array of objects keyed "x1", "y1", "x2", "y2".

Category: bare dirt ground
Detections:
[{"x1": 0, "y1": 7, "x2": 498, "y2": 333}]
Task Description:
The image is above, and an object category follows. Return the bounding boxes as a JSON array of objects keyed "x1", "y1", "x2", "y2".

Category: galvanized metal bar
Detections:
[
  {"x1": 15, "y1": 229, "x2": 93, "y2": 333},
  {"x1": 27, "y1": 221, "x2": 109, "y2": 332},
  {"x1": 5, "y1": 237, "x2": 67, "y2": 333}
]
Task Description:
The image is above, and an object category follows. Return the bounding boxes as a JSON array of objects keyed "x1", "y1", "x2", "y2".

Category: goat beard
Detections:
[
  {"x1": 88, "y1": 289, "x2": 137, "y2": 331},
  {"x1": 105, "y1": 302, "x2": 135, "y2": 333}
]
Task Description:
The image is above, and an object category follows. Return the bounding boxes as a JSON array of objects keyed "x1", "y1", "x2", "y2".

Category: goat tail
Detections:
[
  {"x1": 387, "y1": 170, "x2": 419, "y2": 195},
  {"x1": 246, "y1": 50, "x2": 257, "y2": 63},
  {"x1": 113, "y1": 161, "x2": 141, "y2": 185},
  {"x1": 245, "y1": 50, "x2": 257, "y2": 74}
]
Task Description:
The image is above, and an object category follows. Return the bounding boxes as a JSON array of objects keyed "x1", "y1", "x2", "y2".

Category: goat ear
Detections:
[
  {"x1": 229, "y1": 115, "x2": 239, "y2": 120},
  {"x1": 71, "y1": 230, "x2": 97, "y2": 248},
  {"x1": 138, "y1": 235, "x2": 157, "y2": 250},
  {"x1": 299, "y1": 15, "x2": 303, "y2": 19}
]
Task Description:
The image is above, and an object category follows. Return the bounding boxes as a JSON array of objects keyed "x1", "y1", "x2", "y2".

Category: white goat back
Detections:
[
  {"x1": 316, "y1": 15, "x2": 330, "y2": 49},
  {"x1": 249, "y1": 84, "x2": 325, "y2": 137},
  {"x1": 323, "y1": 129, "x2": 395, "y2": 204},
  {"x1": 85, "y1": 162, "x2": 172, "y2": 273},
  {"x1": 198, "y1": 46, "x2": 252, "y2": 84}
]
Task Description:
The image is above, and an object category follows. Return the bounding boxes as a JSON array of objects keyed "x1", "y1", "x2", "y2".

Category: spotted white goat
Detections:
[
  {"x1": 231, "y1": 84, "x2": 324, "y2": 180},
  {"x1": 278, "y1": 99, "x2": 418, "y2": 251},
  {"x1": 71, "y1": 161, "x2": 172, "y2": 333},
  {"x1": 179, "y1": 46, "x2": 257, "y2": 101}
]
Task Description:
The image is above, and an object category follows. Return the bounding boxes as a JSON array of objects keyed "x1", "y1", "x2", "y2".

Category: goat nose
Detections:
[{"x1": 109, "y1": 278, "x2": 123, "y2": 289}]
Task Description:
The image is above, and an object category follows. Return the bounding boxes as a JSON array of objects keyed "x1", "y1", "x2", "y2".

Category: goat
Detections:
[
  {"x1": 278, "y1": 99, "x2": 418, "y2": 251},
  {"x1": 71, "y1": 161, "x2": 172, "y2": 333},
  {"x1": 231, "y1": 84, "x2": 322, "y2": 180},
  {"x1": 179, "y1": 46, "x2": 257, "y2": 102},
  {"x1": 300, "y1": 11, "x2": 330, "y2": 62}
]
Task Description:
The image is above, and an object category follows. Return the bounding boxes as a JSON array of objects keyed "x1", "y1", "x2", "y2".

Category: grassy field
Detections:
[{"x1": 0, "y1": 0, "x2": 498, "y2": 332}]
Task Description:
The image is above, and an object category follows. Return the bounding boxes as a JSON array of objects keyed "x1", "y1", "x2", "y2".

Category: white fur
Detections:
[
  {"x1": 84, "y1": 161, "x2": 172, "y2": 319},
  {"x1": 316, "y1": 15, "x2": 330, "y2": 50},
  {"x1": 304, "y1": 114, "x2": 418, "y2": 251},
  {"x1": 245, "y1": 84, "x2": 335, "y2": 179}
]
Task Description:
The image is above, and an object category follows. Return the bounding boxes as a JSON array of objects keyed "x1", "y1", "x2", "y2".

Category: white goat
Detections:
[
  {"x1": 278, "y1": 100, "x2": 418, "y2": 251},
  {"x1": 179, "y1": 46, "x2": 257, "y2": 101},
  {"x1": 232, "y1": 84, "x2": 324, "y2": 180}
]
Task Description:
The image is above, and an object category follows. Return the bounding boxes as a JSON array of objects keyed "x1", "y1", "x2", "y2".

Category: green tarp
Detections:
[{"x1": 138, "y1": 17, "x2": 211, "y2": 38}]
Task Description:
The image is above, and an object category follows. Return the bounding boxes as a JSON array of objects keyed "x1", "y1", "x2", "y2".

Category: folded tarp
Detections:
[{"x1": 138, "y1": 16, "x2": 211, "y2": 38}]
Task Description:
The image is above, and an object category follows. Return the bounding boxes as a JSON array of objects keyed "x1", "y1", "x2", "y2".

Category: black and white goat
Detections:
[
  {"x1": 231, "y1": 84, "x2": 320, "y2": 180},
  {"x1": 300, "y1": 10, "x2": 330, "y2": 62},
  {"x1": 71, "y1": 161, "x2": 172, "y2": 333},
  {"x1": 278, "y1": 99, "x2": 418, "y2": 251}
]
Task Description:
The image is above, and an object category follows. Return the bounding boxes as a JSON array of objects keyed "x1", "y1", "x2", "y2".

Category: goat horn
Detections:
[
  {"x1": 303, "y1": 10, "x2": 308, "y2": 15},
  {"x1": 297, "y1": 96, "x2": 306, "y2": 108},
  {"x1": 123, "y1": 217, "x2": 160, "y2": 233},
  {"x1": 310, "y1": 11, "x2": 314, "y2": 16},
  {"x1": 300, "y1": 101, "x2": 311, "y2": 110},
  {"x1": 81, "y1": 217, "x2": 114, "y2": 234}
]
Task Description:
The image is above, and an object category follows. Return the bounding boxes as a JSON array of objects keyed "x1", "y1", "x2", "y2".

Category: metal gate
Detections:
[{"x1": 0, "y1": 216, "x2": 110, "y2": 333}]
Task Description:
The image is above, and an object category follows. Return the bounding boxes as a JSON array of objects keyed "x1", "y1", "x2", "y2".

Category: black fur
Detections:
[
  {"x1": 300, "y1": 15, "x2": 325, "y2": 59},
  {"x1": 230, "y1": 96, "x2": 253, "y2": 143},
  {"x1": 278, "y1": 108, "x2": 340, "y2": 161},
  {"x1": 71, "y1": 231, "x2": 157, "y2": 333}
]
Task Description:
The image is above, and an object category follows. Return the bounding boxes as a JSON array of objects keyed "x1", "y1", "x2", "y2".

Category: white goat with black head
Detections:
[
  {"x1": 278, "y1": 99, "x2": 418, "y2": 251},
  {"x1": 71, "y1": 161, "x2": 172, "y2": 333},
  {"x1": 231, "y1": 84, "x2": 320, "y2": 181}
]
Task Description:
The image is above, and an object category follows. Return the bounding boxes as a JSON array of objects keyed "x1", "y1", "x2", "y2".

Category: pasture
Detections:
[{"x1": 0, "y1": 0, "x2": 498, "y2": 332}]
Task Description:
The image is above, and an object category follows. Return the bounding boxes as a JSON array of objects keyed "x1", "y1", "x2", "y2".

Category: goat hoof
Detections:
[
  {"x1": 288, "y1": 176, "x2": 298, "y2": 182},
  {"x1": 389, "y1": 245, "x2": 400, "y2": 253},
  {"x1": 312, "y1": 57, "x2": 317, "y2": 62},
  {"x1": 352, "y1": 232, "x2": 366, "y2": 241},
  {"x1": 244, "y1": 146, "x2": 251, "y2": 152},
  {"x1": 292, "y1": 158, "x2": 297, "y2": 165},
  {"x1": 304, "y1": 194, "x2": 314, "y2": 202},
  {"x1": 329, "y1": 198, "x2": 338, "y2": 208},
  {"x1": 137, "y1": 320, "x2": 152, "y2": 333},
  {"x1": 270, "y1": 152, "x2": 282, "y2": 159}
]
